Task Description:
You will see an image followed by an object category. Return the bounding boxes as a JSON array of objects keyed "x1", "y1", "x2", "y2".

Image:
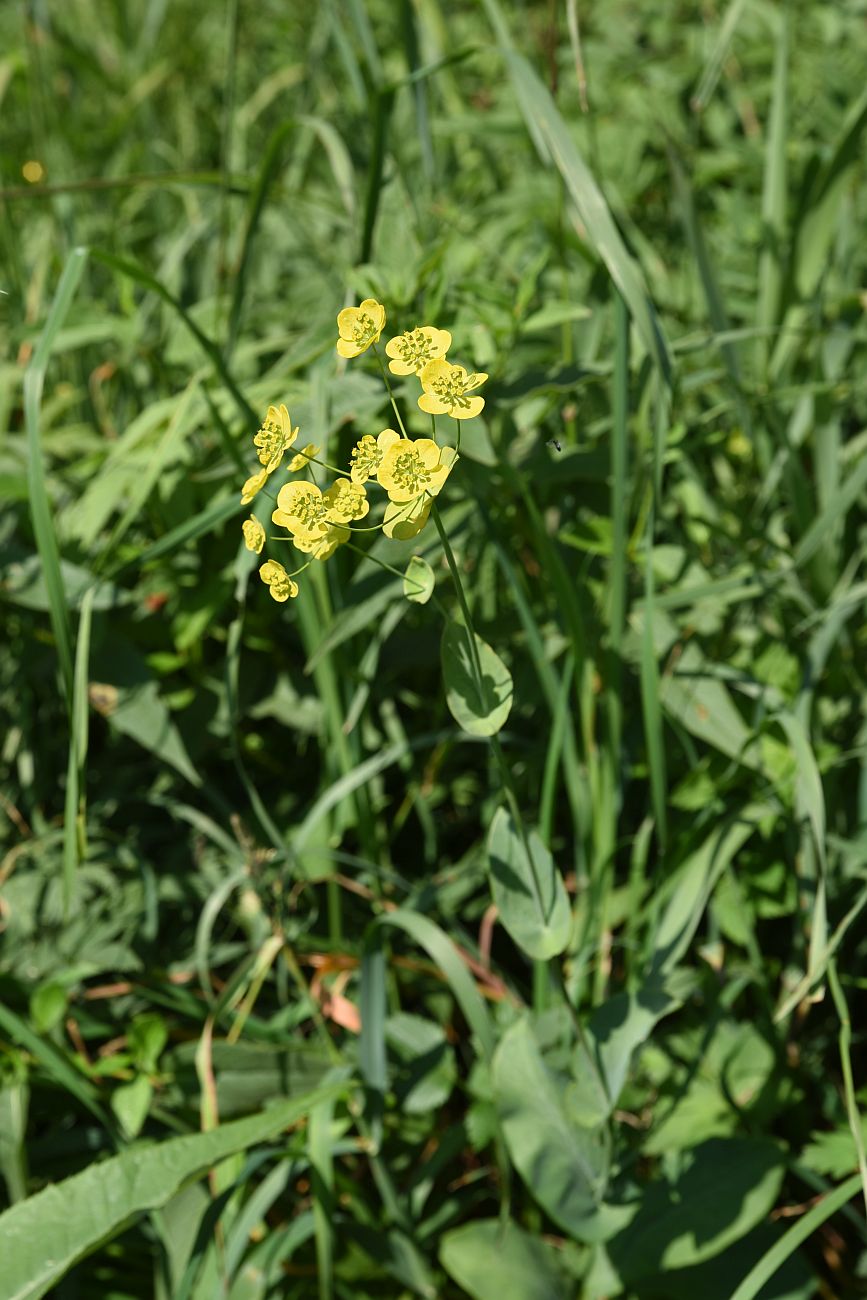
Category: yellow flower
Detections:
[
  {"x1": 349, "y1": 429, "x2": 401, "y2": 484},
  {"x1": 323, "y1": 478, "x2": 369, "y2": 522},
  {"x1": 272, "y1": 481, "x2": 333, "y2": 541},
  {"x1": 287, "y1": 443, "x2": 320, "y2": 472},
  {"x1": 336, "y1": 299, "x2": 386, "y2": 358},
  {"x1": 240, "y1": 467, "x2": 269, "y2": 505},
  {"x1": 385, "y1": 326, "x2": 451, "y2": 376},
  {"x1": 382, "y1": 494, "x2": 433, "y2": 540},
  {"x1": 242, "y1": 515, "x2": 265, "y2": 554},
  {"x1": 418, "y1": 358, "x2": 487, "y2": 420},
  {"x1": 254, "y1": 404, "x2": 298, "y2": 471},
  {"x1": 272, "y1": 476, "x2": 366, "y2": 538},
  {"x1": 377, "y1": 437, "x2": 457, "y2": 504},
  {"x1": 259, "y1": 559, "x2": 298, "y2": 602}
]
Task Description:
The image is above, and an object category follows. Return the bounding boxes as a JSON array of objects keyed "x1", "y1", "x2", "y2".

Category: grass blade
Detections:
[
  {"x1": 24, "y1": 246, "x2": 89, "y2": 708},
  {"x1": 481, "y1": 0, "x2": 672, "y2": 385},
  {"x1": 729, "y1": 1173, "x2": 862, "y2": 1300}
]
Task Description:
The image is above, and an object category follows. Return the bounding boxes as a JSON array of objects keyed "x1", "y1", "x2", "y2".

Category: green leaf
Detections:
[
  {"x1": 581, "y1": 979, "x2": 683, "y2": 1122},
  {"x1": 403, "y1": 555, "x2": 435, "y2": 604},
  {"x1": 650, "y1": 811, "x2": 761, "y2": 975},
  {"x1": 487, "y1": 809, "x2": 571, "y2": 959},
  {"x1": 493, "y1": 1017, "x2": 607, "y2": 1240},
  {"x1": 28, "y1": 982, "x2": 67, "y2": 1034},
  {"x1": 729, "y1": 1174, "x2": 861, "y2": 1300},
  {"x1": 386, "y1": 1013, "x2": 456, "y2": 1113},
  {"x1": 480, "y1": 0, "x2": 671, "y2": 385},
  {"x1": 0, "y1": 1082, "x2": 345, "y2": 1300},
  {"x1": 24, "y1": 247, "x2": 89, "y2": 709},
  {"x1": 441, "y1": 621, "x2": 513, "y2": 737},
  {"x1": 440, "y1": 1219, "x2": 573, "y2": 1300},
  {"x1": 608, "y1": 1137, "x2": 785, "y2": 1280},
  {"x1": 110, "y1": 1075, "x2": 153, "y2": 1139}
]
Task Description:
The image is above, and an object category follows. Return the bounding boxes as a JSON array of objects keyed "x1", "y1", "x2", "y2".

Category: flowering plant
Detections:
[{"x1": 238, "y1": 298, "x2": 487, "y2": 602}]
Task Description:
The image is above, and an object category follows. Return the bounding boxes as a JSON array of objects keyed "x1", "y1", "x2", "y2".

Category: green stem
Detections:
[
  {"x1": 431, "y1": 503, "x2": 551, "y2": 1008},
  {"x1": 308, "y1": 455, "x2": 350, "y2": 478},
  {"x1": 373, "y1": 345, "x2": 408, "y2": 437}
]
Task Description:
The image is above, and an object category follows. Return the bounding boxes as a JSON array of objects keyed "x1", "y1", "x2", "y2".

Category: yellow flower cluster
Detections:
[
  {"x1": 336, "y1": 298, "x2": 488, "y2": 421},
  {"x1": 239, "y1": 299, "x2": 486, "y2": 603}
]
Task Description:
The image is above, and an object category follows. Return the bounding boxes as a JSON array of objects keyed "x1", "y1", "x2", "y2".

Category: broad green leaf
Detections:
[
  {"x1": 608, "y1": 1138, "x2": 785, "y2": 1281},
  {"x1": 0, "y1": 1083, "x2": 345, "y2": 1300},
  {"x1": 403, "y1": 555, "x2": 435, "y2": 604},
  {"x1": 577, "y1": 979, "x2": 683, "y2": 1123},
  {"x1": 441, "y1": 621, "x2": 513, "y2": 737},
  {"x1": 386, "y1": 1013, "x2": 456, "y2": 1113},
  {"x1": 440, "y1": 1219, "x2": 573, "y2": 1300},
  {"x1": 658, "y1": 645, "x2": 761, "y2": 769},
  {"x1": 487, "y1": 808, "x2": 571, "y2": 959},
  {"x1": 493, "y1": 1017, "x2": 608, "y2": 1240}
]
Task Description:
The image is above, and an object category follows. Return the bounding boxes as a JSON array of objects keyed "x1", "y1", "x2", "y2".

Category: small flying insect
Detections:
[{"x1": 547, "y1": 438, "x2": 562, "y2": 452}]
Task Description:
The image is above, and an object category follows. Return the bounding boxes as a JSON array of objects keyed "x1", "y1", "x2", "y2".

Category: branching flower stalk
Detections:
[{"x1": 238, "y1": 297, "x2": 486, "y2": 602}]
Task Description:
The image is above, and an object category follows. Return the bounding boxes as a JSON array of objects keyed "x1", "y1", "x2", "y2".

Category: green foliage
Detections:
[{"x1": 1, "y1": 0, "x2": 867, "y2": 1296}]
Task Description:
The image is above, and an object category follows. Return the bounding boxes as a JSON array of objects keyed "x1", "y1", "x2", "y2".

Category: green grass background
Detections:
[{"x1": 1, "y1": 1, "x2": 866, "y2": 1296}]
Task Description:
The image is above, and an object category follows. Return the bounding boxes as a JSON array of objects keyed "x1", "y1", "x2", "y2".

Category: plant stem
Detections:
[
  {"x1": 431, "y1": 502, "x2": 551, "y2": 1009},
  {"x1": 373, "y1": 345, "x2": 408, "y2": 437}
]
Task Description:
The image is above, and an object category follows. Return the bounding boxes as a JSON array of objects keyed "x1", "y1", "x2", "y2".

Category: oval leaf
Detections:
[
  {"x1": 440, "y1": 1219, "x2": 573, "y2": 1300},
  {"x1": 403, "y1": 555, "x2": 435, "y2": 605},
  {"x1": 441, "y1": 622, "x2": 513, "y2": 737},
  {"x1": 487, "y1": 809, "x2": 571, "y2": 959},
  {"x1": 493, "y1": 1017, "x2": 608, "y2": 1240}
]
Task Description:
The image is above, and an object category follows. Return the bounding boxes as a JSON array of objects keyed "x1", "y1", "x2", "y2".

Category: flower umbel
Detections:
[
  {"x1": 259, "y1": 559, "x2": 298, "y2": 602},
  {"x1": 254, "y1": 404, "x2": 298, "y2": 471},
  {"x1": 272, "y1": 480, "x2": 361, "y2": 558},
  {"x1": 336, "y1": 299, "x2": 386, "y2": 358},
  {"x1": 349, "y1": 429, "x2": 401, "y2": 484},
  {"x1": 323, "y1": 478, "x2": 369, "y2": 523},
  {"x1": 419, "y1": 359, "x2": 487, "y2": 420},
  {"x1": 385, "y1": 326, "x2": 451, "y2": 376},
  {"x1": 272, "y1": 481, "x2": 332, "y2": 541},
  {"x1": 242, "y1": 515, "x2": 265, "y2": 554},
  {"x1": 377, "y1": 437, "x2": 454, "y2": 504}
]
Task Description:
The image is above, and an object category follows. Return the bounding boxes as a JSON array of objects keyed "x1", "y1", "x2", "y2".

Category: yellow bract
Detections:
[
  {"x1": 291, "y1": 523, "x2": 349, "y2": 561},
  {"x1": 259, "y1": 559, "x2": 298, "y2": 602},
  {"x1": 385, "y1": 326, "x2": 451, "y2": 376},
  {"x1": 287, "y1": 443, "x2": 320, "y2": 472},
  {"x1": 418, "y1": 358, "x2": 487, "y2": 420},
  {"x1": 242, "y1": 515, "x2": 265, "y2": 554},
  {"x1": 378, "y1": 444, "x2": 458, "y2": 540},
  {"x1": 382, "y1": 494, "x2": 433, "y2": 540},
  {"x1": 240, "y1": 467, "x2": 269, "y2": 505},
  {"x1": 349, "y1": 429, "x2": 401, "y2": 484},
  {"x1": 254, "y1": 404, "x2": 298, "y2": 471},
  {"x1": 336, "y1": 298, "x2": 386, "y2": 358},
  {"x1": 377, "y1": 437, "x2": 455, "y2": 504}
]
